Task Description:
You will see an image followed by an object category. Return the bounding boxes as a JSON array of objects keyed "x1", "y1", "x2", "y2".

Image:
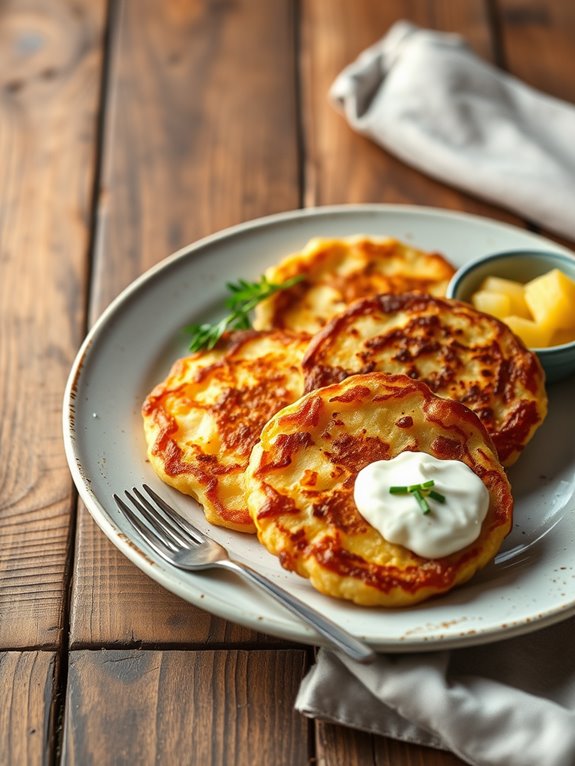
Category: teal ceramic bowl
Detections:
[{"x1": 446, "y1": 250, "x2": 575, "y2": 384}]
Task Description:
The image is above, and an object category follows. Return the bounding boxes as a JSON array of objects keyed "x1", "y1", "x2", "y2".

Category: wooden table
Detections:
[{"x1": 1, "y1": 1, "x2": 574, "y2": 763}]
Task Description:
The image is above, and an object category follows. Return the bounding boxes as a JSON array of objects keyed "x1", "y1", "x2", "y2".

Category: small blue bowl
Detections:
[{"x1": 446, "y1": 250, "x2": 575, "y2": 384}]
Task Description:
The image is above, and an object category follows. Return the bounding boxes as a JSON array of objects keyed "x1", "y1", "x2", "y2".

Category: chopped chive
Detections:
[
  {"x1": 388, "y1": 479, "x2": 445, "y2": 514},
  {"x1": 391, "y1": 481, "x2": 435, "y2": 493},
  {"x1": 413, "y1": 489, "x2": 431, "y2": 514},
  {"x1": 389, "y1": 486, "x2": 409, "y2": 494}
]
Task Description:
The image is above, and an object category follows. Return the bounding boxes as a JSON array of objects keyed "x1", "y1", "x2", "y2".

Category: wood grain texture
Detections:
[
  {"x1": 316, "y1": 721, "x2": 466, "y2": 766},
  {"x1": 300, "y1": 0, "x2": 521, "y2": 224},
  {"x1": 0, "y1": 651, "x2": 56, "y2": 766},
  {"x1": 0, "y1": 0, "x2": 106, "y2": 649},
  {"x1": 90, "y1": 0, "x2": 301, "y2": 314},
  {"x1": 62, "y1": 649, "x2": 309, "y2": 765},
  {"x1": 497, "y1": 0, "x2": 575, "y2": 102},
  {"x1": 70, "y1": 0, "x2": 301, "y2": 646},
  {"x1": 70, "y1": 506, "x2": 282, "y2": 647},
  {"x1": 496, "y1": 0, "x2": 575, "y2": 248}
]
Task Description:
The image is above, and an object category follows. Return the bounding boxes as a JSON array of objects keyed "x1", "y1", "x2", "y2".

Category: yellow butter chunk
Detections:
[
  {"x1": 471, "y1": 290, "x2": 512, "y2": 319},
  {"x1": 524, "y1": 269, "x2": 575, "y2": 331},
  {"x1": 480, "y1": 276, "x2": 530, "y2": 318},
  {"x1": 551, "y1": 327, "x2": 575, "y2": 346},
  {"x1": 502, "y1": 315, "x2": 554, "y2": 349}
]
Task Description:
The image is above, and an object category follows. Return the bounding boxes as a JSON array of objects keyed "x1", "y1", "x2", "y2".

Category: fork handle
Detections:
[{"x1": 220, "y1": 559, "x2": 376, "y2": 663}]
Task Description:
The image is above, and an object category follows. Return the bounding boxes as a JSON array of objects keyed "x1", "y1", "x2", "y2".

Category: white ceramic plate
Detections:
[{"x1": 63, "y1": 204, "x2": 575, "y2": 652}]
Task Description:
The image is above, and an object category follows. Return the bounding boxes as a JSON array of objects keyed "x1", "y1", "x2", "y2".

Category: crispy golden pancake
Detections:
[
  {"x1": 142, "y1": 330, "x2": 308, "y2": 533},
  {"x1": 303, "y1": 293, "x2": 547, "y2": 466},
  {"x1": 253, "y1": 236, "x2": 455, "y2": 334},
  {"x1": 246, "y1": 373, "x2": 513, "y2": 606}
]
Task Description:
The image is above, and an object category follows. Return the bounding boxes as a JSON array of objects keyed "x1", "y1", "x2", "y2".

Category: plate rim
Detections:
[{"x1": 62, "y1": 203, "x2": 575, "y2": 652}]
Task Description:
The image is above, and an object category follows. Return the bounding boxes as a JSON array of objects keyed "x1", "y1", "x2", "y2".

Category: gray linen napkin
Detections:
[
  {"x1": 330, "y1": 21, "x2": 575, "y2": 241},
  {"x1": 295, "y1": 617, "x2": 575, "y2": 766}
]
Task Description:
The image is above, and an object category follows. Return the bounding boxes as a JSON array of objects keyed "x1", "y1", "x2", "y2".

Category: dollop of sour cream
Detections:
[{"x1": 354, "y1": 452, "x2": 489, "y2": 558}]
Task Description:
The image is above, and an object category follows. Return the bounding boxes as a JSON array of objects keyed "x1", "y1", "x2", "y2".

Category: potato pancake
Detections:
[
  {"x1": 253, "y1": 236, "x2": 455, "y2": 334},
  {"x1": 303, "y1": 293, "x2": 547, "y2": 466},
  {"x1": 142, "y1": 330, "x2": 308, "y2": 533},
  {"x1": 246, "y1": 373, "x2": 513, "y2": 607}
]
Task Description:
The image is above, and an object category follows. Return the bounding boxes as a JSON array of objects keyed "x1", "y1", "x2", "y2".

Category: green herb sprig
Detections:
[
  {"x1": 389, "y1": 480, "x2": 445, "y2": 515},
  {"x1": 185, "y1": 274, "x2": 303, "y2": 352}
]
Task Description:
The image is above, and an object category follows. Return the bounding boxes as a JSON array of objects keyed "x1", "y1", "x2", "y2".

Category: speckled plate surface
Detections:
[{"x1": 63, "y1": 205, "x2": 575, "y2": 652}]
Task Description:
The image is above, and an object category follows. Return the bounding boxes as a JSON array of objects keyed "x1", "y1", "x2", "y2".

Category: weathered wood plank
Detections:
[
  {"x1": 70, "y1": 507, "x2": 278, "y2": 647},
  {"x1": 316, "y1": 720, "x2": 466, "y2": 766},
  {"x1": 300, "y1": 0, "x2": 519, "y2": 225},
  {"x1": 89, "y1": 0, "x2": 301, "y2": 313},
  {"x1": 62, "y1": 649, "x2": 309, "y2": 765},
  {"x1": 497, "y1": 0, "x2": 575, "y2": 102},
  {"x1": 0, "y1": 0, "x2": 107, "y2": 649},
  {"x1": 70, "y1": 0, "x2": 301, "y2": 645},
  {"x1": 0, "y1": 651, "x2": 56, "y2": 766},
  {"x1": 496, "y1": 0, "x2": 575, "y2": 248}
]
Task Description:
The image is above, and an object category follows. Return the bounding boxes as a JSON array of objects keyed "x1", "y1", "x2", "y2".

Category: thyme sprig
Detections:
[{"x1": 185, "y1": 274, "x2": 303, "y2": 352}]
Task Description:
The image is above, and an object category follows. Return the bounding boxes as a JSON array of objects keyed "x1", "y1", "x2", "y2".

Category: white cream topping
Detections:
[{"x1": 353, "y1": 452, "x2": 489, "y2": 558}]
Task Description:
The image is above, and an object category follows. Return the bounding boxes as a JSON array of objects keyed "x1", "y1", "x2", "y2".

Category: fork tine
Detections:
[
  {"x1": 113, "y1": 494, "x2": 176, "y2": 560},
  {"x1": 133, "y1": 487, "x2": 198, "y2": 547},
  {"x1": 143, "y1": 484, "x2": 206, "y2": 544},
  {"x1": 127, "y1": 489, "x2": 188, "y2": 549}
]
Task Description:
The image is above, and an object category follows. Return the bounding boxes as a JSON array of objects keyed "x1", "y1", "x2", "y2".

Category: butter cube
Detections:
[
  {"x1": 471, "y1": 290, "x2": 512, "y2": 319},
  {"x1": 524, "y1": 269, "x2": 575, "y2": 331},
  {"x1": 502, "y1": 315, "x2": 554, "y2": 349},
  {"x1": 480, "y1": 276, "x2": 530, "y2": 318},
  {"x1": 551, "y1": 327, "x2": 575, "y2": 346}
]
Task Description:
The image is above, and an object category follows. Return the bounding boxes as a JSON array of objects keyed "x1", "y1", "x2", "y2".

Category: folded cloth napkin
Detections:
[
  {"x1": 330, "y1": 21, "x2": 575, "y2": 241},
  {"x1": 295, "y1": 616, "x2": 575, "y2": 766}
]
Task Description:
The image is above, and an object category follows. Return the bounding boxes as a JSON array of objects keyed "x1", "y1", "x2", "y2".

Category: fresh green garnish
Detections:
[
  {"x1": 389, "y1": 486, "x2": 409, "y2": 495},
  {"x1": 389, "y1": 480, "x2": 445, "y2": 515},
  {"x1": 185, "y1": 274, "x2": 303, "y2": 352},
  {"x1": 412, "y1": 489, "x2": 431, "y2": 515}
]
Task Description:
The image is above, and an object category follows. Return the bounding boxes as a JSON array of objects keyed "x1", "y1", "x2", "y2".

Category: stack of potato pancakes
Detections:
[{"x1": 142, "y1": 237, "x2": 547, "y2": 606}]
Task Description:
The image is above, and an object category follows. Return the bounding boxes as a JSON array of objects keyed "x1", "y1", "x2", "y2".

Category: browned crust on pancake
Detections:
[
  {"x1": 302, "y1": 293, "x2": 547, "y2": 466},
  {"x1": 254, "y1": 237, "x2": 455, "y2": 334},
  {"x1": 142, "y1": 329, "x2": 308, "y2": 533},
  {"x1": 246, "y1": 373, "x2": 513, "y2": 606}
]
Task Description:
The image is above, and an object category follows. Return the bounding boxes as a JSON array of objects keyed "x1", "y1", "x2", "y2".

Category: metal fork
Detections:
[{"x1": 114, "y1": 484, "x2": 376, "y2": 663}]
